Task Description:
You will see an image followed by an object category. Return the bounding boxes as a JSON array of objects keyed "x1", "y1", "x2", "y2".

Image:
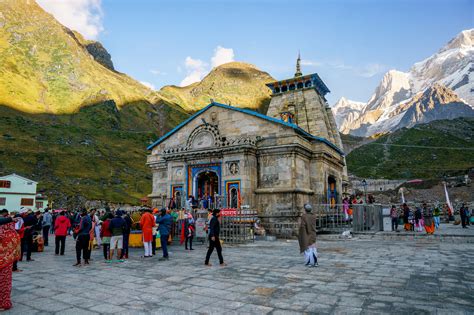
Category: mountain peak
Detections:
[
  {"x1": 159, "y1": 62, "x2": 274, "y2": 111},
  {"x1": 333, "y1": 97, "x2": 365, "y2": 109},
  {"x1": 396, "y1": 84, "x2": 474, "y2": 129},
  {"x1": 440, "y1": 29, "x2": 474, "y2": 53},
  {"x1": 213, "y1": 61, "x2": 257, "y2": 70},
  {"x1": 421, "y1": 83, "x2": 463, "y2": 103}
]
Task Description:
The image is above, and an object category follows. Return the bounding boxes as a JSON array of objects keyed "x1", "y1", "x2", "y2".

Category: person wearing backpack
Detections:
[
  {"x1": 41, "y1": 208, "x2": 52, "y2": 246},
  {"x1": 109, "y1": 210, "x2": 126, "y2": 261},
  {"x1": 74, "y1": 209, "x2": 92, "y2": 266}
]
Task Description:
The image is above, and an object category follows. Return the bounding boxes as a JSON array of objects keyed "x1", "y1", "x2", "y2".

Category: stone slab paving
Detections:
[{"x1": 6, "y1": 236, "x2": 474, "y2": 315}]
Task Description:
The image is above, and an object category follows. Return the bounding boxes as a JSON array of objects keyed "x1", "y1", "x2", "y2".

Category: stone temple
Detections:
[{"x1": 147, "y1": 56, "x2": 346, "y2": 237}]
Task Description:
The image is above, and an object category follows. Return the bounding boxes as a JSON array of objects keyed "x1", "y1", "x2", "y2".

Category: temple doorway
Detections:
[
  {"x1": 327, "y1": 176, "x2": 337, "y2": 208},
  {"x1": 196, "y1": 171, "x2": 219, "y2": 199}
]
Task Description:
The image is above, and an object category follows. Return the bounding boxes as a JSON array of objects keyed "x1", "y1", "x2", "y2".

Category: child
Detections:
[{"x1": 185, "y1": 213, "x2": 195, "y2": 250}]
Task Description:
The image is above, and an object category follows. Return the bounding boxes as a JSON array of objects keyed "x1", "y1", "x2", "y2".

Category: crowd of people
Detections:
[
  {"x1": 341, "y1": 194, "x2": 376, "y2": 221},
  {"x1": 1, "y1": 199, "x2": 471, "y2": 310},
  {"x1": 388, "y1": 202, "x2": 472, "y2": 234},
  {"x1": 0, "y1": 206, "x2": 226, "y2": 311}
]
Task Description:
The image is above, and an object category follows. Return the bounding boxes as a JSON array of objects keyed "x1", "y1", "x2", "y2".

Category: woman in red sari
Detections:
[{"x1": 0, "y1": 216, "x2": 21, "y2": 310}]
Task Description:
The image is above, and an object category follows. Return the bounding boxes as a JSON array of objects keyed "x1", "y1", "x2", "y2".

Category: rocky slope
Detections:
[
  {"x1": 159, "y1": 62, "x2": 275, "y2": 112},
  {"x1": 0, "y1": 0, "x2": 156, "y2": 114},
  {"x1": 395, "y1": 84, "x2": 474, "y2": 129},
  {"x1": 335, "y1": 29, "x2": 474, "y2": 136}
]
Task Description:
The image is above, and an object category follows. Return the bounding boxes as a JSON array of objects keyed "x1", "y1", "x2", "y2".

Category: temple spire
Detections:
[{"x1": 294, "y1": 51, "x2": 302, "y2": 77}]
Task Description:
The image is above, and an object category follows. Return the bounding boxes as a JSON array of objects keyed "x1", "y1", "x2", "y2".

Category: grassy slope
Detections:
[
  {"x1": 0, "y1": 101, "x2": 189, "y2": 205},
  {"x1": 346, "y1": 117, "x2": 474, "y2": 179},
  {"x1": 159, "y1": 62, "x2": 275, "y2": 112},
  {"x1": 340, "y1": 133, "x2": 368, "y2": 154},
  {"x1": 0, "y1": 0, "x2": 155, "y2": 114}
]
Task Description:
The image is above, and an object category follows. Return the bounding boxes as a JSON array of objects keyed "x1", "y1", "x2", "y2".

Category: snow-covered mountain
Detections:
[
  {"x1": 332, "y1": 97, "x2": 366, "y2": 130},
  {"x1": 334, "y1": 29, "x2": 474, "y2": 136}
]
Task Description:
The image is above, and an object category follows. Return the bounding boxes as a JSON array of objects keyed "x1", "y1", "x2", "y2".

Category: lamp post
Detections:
[{"x1": 361, "y1": 179, "x2": 368, "y2": 204}]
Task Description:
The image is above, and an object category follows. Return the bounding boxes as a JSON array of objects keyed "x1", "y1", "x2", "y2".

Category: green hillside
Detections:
[
  {"x1": 0, "y1": 0, "x2": 156, "y2": 114},
  {"x1": 0, "y1": 101, "x2": 188, "y2": 206},
  {"x1": 346, "y1": 117, "x2": 474, "y2": 179}
]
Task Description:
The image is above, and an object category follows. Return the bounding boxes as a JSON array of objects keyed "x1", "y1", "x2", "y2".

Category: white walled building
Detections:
[{"x1": 0, "y1": 174, "x2": 45, "y2": 212}]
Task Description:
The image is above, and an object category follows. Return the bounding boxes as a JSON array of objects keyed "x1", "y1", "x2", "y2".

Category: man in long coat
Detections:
[
  {"x1": 298, "y1": 204, "x2": 318, "y2": 267},
  {"x1": 140, "y1": 208, "x2": 156, "y2": 258}
]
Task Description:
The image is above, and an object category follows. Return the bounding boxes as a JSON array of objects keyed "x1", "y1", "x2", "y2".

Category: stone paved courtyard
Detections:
[{"x1": 6, "y1": 232, "x2": 474, "y2": 315}]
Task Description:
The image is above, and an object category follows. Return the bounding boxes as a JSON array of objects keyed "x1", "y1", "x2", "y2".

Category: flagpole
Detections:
[
  {"x1": 399, "y1": 187, "x2": 405, "y2": 204},
  {"x1": 443, "y1": 181, "x2": 453, "y2": 217}
]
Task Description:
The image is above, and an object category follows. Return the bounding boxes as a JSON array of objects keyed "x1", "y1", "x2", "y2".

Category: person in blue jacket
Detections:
[{"x1": 156, "y1": 208, "x2": 172, "y2": 260}]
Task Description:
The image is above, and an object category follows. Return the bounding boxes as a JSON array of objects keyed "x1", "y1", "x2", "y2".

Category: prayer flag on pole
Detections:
[{"x1": 444, "y1": 182, "x2": 453, "y2": 216}]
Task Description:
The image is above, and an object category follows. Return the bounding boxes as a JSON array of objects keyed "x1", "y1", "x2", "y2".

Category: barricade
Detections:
[
  {"x1": 220, "y1": 208, "x2": 258, "y2": 244},
  {"x1": 312, "y1": 204, "x2": 383, "y2": 233}
]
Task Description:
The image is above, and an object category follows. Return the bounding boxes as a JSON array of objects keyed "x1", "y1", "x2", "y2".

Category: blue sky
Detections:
[{"x1": 38, "y1": 0, "x2": 473, "y2": 105}]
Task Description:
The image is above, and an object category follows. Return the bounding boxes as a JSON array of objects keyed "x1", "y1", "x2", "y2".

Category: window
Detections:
[
  {"x1": 0, "y1": 180, "x2": 11, "y2": 188},
  {"x1": 21, "y1": 198, "x2": 34, "y2": 206},
  {"x1": 297, "y1": 82, "x2": 304, "y2": 89},
  {"x1": 0, "y1": 197, "x2": 5, "y2": 206},
  {"x1": 36, "y1": 201, "x2": 44, "y2": 208}
]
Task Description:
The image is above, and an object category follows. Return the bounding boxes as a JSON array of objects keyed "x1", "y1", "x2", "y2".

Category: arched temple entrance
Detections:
[{"x1": 195, "y1": 170, "x2": 219, "y2": 199}]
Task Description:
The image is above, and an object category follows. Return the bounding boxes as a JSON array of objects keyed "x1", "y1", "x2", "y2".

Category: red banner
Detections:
[{"x1": 220, "y1": 208, "x2": 237, "y2": 216}]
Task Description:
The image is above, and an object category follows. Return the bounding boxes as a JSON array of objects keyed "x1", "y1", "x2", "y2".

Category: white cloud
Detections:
[
  {"x1": 140, "y1": 81, "x2": 156, "y2": 90},
  {"x1": 150, "y1": 69, "x2": 167, "y2": 76},
  {"x1": 37, "y1": 0, "x2": 103, "y2": 40},
  {"x1": 211, "y1": 46, "x2": 235, "y2": 67},
  {"x1": 301, "y1": 60, "x2": 322, "y2": 67},
  {"x1": 359, "y1": 63, "x2": 388, "y2": 78},
  {"x1": 180, "y1": 57, "x2": 208, "y2": 86},
  {"x1": 180, "y1": 46, "x2": 235, "y2": 86}
]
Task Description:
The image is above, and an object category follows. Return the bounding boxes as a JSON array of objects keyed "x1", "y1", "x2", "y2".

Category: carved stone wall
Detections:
[{"x1": 147, "y1": 104, "x2": 345, "y2": 238}]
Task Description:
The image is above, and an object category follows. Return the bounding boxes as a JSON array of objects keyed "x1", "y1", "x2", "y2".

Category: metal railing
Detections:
[
  {"x1": 312, "y1": 204, "x2": 383, "y2": 233},
  {"x1": 155, "y1": 196, "x2": 228, "y2": 210},
  {"x1": 220, "y1": 208, "x2": 258, "y2": 244},
  {"x1": 167, "y1": 207, "x2": 257, "y2": 245}
]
